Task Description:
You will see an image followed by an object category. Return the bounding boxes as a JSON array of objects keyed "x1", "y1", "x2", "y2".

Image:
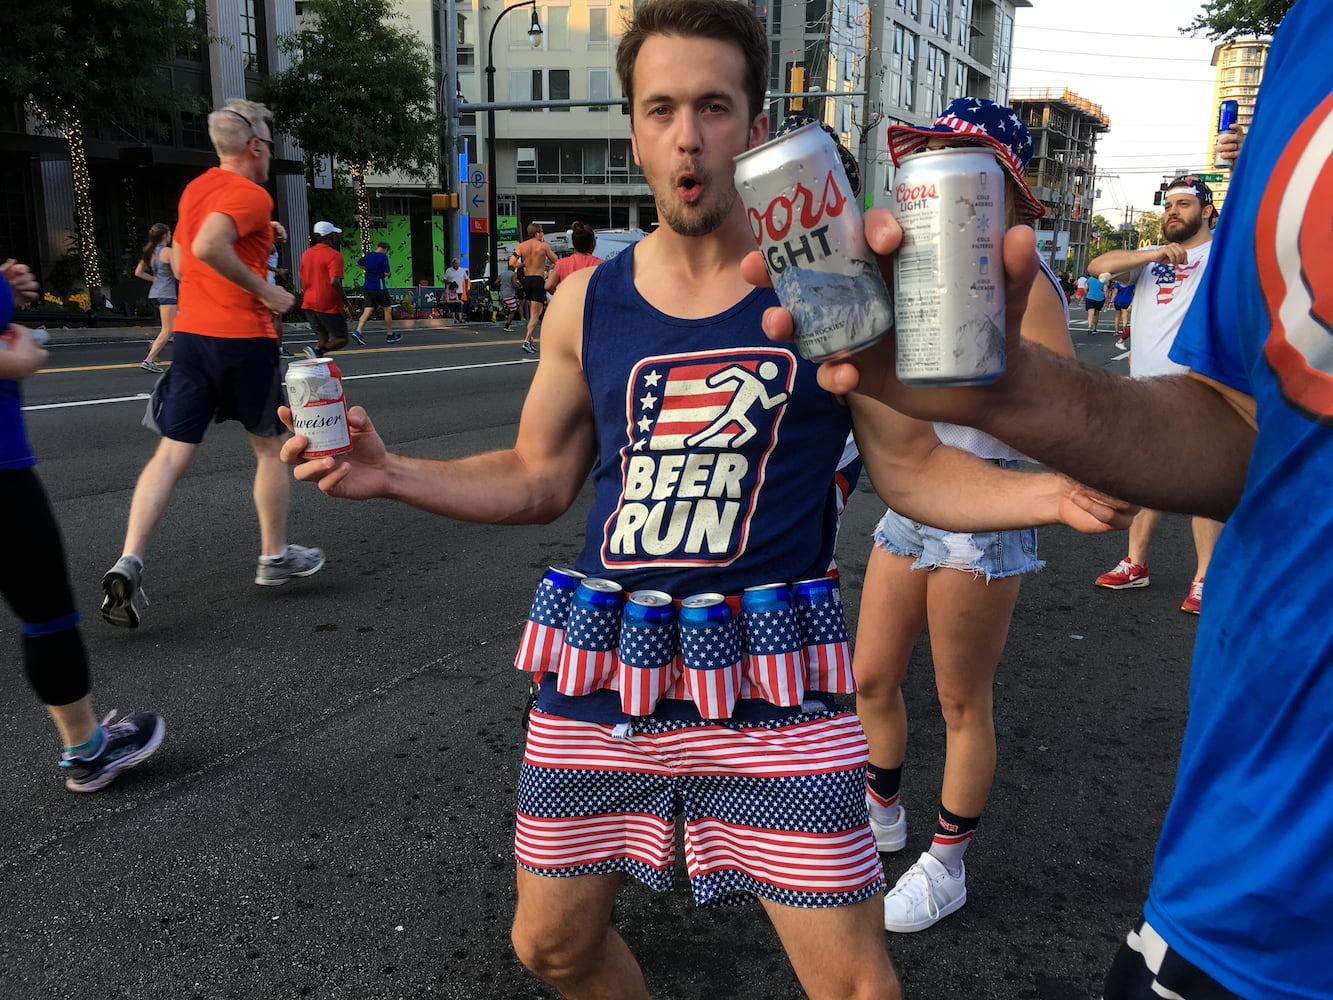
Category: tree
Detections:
[
  {"x1": 1088, "y1": 214, "x2": 1119, "y2": 259},
  {"x1": 1136, "y1": 211, "x2": 1164, "y2": 248},
  {"x1": 258, "y1": 0, "x2": 441, "y2": 255},
  {"x1": 1183, "y1": 0, "x2": 1295, "y2": 40},
  {"x1": 0, "y1": 0, "x2": 205, "y2": 294}
]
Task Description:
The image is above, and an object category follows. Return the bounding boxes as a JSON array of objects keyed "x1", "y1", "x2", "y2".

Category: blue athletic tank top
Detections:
[
  {"x1": 573, "y1": 245, "x2": 853, "y2": 596},
  {"x1": 0, "y1": 276, "x2": 36, "y2": 470}
]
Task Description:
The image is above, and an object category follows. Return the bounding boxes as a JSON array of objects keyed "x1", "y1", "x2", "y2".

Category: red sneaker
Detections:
[
  {"x1": 1180, "y1": 577, "x2": 1204, "y2": 614},
  {"x1": 1095, "y1": 559, "x2": 1150, "y2": 589}
]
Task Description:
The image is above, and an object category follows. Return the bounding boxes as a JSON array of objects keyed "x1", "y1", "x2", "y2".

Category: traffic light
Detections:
[
  {"x1": 1153, "y1": 181, "x2": 1169, "y2": 206},
  {"x1": 786, "y1": 63, "x2": 806, "y2": 114},
  {"x1": 431, "y1": 192, "x2": 459, "y2": 211}
]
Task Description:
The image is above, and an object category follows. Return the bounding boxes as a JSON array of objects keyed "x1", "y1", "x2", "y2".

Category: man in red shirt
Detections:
[
  {"x1": 299, "y1": 221, "x2": 352, "y2": 357},
  {"x1": 100, "y1": 98, "x2": 326, "y2": 630}
]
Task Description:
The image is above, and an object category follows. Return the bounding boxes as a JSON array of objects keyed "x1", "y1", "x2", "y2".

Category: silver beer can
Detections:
[
  {"x1": 890, "y1": 147, "x2": 1006, "y2": 385},
  {"x1": 285, "y1": 358, "x2": 352, "y2": 458},
  {"x1": 734, "y1": 122, "x2": 893, "y2": 362}
]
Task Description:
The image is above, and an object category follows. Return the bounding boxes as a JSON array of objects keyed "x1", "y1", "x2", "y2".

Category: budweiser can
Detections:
[
  {"x1": 890, "y1": 147, "x2": 1006, "y2": 386},
  {"x1": 285, "y1": 358, "x2": 352, "y2": 458},
  {"x1": 734, "y1": 121, "x2": 893, "y2": 362}
]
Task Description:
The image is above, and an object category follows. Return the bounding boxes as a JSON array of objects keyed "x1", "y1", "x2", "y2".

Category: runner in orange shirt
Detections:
[{"x1": 100, "y1": 98, "x2": 326, "y2": 630}]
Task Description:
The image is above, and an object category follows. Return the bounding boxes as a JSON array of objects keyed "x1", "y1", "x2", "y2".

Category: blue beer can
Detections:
[
  {"x1": 625, "y1": 589, "x2": 675, "y2": 626},
  {"x1": 741, "y1": 582, "x2": 793, "y2": 613},
  {"x1": 678, "y1": 593, "x2": 743, "y2": 719},
  {"x1": 619, "y1": 590, "x2": 679, "y2": 716},
  {"x1": 573, "y1": 577, "x2": 624, "y2": 611},
  {"x1": 679, "y1": 593, "x2": 732, "y2": 627},
  {"x1": 1217, "y1": 99, "x2": 1239, "y2": 134},
  {"x1": 546, "y1": 565, "x2": 585, "y2": 590},
  {"x1": 792, "y1": 576, "x2": 836, "y2": 607}
]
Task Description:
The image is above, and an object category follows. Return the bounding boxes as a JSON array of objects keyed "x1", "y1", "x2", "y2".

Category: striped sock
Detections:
[
  {"x1": 866, "y1": 762, "x2": 903, "y2": 823},
  {"x1": 929, "y1": 804, "x2": 979, "y2": 877}
]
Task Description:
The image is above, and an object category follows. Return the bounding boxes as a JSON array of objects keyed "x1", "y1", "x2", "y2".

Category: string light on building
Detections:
[{"x1": 29, "y1": 100, "x2": 103, "y2": 292}]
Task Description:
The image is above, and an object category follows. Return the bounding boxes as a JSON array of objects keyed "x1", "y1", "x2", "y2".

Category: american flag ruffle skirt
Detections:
[{"x1": 514, "y1": 575, "x2": 856, "y2": 719}]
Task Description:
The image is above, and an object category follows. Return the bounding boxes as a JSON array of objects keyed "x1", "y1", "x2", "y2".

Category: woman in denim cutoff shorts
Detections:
[{"x1": 859, "y1": 98, "x2": 1080, "y2": 935}]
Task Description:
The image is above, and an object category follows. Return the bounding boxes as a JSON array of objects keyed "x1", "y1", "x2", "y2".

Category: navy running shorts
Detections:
[{"x1": 143, "y1": 331, "x2": 282, "y2": 443}]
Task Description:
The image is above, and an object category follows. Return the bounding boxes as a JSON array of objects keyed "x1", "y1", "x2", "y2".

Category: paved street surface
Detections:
[{"x1": 1, "y1": 312, "x2": 1201, "y2": 999}]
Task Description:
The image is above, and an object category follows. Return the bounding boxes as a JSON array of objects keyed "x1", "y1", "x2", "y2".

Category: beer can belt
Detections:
[{"x1": 513, "y1": 577, "x2": 855, "y2": 720}]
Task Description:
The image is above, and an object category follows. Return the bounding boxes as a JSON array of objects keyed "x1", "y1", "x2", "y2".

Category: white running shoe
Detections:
[
  {"x1": 883, "y1": 852, "x2": 967, "y2": 933},
  {"x1": 866, "y1": 796, "x2": 907, "y2": 853}
]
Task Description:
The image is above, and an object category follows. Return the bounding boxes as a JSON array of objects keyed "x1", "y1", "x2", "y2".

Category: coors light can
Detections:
[
  {"x1": 734, "y1": 121, "x2": 893, "y2": 362},
  {"x1": 285, "y1": 358, "x2": 352, "y2": 458},
  {"x1": 890, "y1": 147, "x2": 1006, "y2": 385}
]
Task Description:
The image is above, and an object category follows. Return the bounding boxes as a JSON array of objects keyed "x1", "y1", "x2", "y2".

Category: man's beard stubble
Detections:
[
  {"x1": 655, "y1": 176, "x2": 738, "y2": 238},
  {"x1": 1165, "y1": 214, "x2": 1202, "y2": 243}
]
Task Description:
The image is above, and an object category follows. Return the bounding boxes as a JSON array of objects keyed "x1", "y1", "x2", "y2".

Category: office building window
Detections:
[
  {"x1": 240, "y1": 0, "x2": 265, "y2": 72},
  {"x1": 589, "y1": 7, "x2": 609, "y2": 46},
  {"x1": 589, "y1": 68, "x2": 610, "y2": 111},
  {"x1": 549, "y1": 69, "x2": 570, "y2": 111}
]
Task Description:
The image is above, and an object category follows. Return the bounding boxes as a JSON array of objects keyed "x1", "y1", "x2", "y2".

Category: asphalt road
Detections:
[{"x1": 0, "y1": 316, "x2": 1202, "y2": 1000}]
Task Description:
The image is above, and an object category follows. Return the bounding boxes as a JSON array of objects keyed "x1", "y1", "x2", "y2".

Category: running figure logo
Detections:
[{"x1": 602, "y1": 348, "x2": 796, "y2": 568}]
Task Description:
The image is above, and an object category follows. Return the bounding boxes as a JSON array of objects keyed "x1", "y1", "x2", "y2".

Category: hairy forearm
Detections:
[
  {"x1": 382, "y1": 449, "x2": 580, "y2": 525},
  {"x1": 977, "y1": 345, "x2": 1254, "y2": 519},
  {"x1": 849, "y1": 393, "x2": 1072, "y2": 531},
  {"x1": 1086, "y1": 248, "x2": 1152, "y2": 279}
]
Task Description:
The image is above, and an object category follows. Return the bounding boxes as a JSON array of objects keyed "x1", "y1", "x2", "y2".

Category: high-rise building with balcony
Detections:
[
  {"x1": 1208, "y1": 37, "x2": 1269, "y2": 211},
  {"x1": 860, "y1": 0, "x2": 1030, "y2": 203},
  {"x1": 1010, "y1": 88, "x2": 1110, "y2": 276}
]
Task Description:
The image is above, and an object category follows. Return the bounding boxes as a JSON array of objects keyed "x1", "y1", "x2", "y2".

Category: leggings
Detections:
[{"x1": 0, "y1": 466, "x2": 91, "y2": 706}]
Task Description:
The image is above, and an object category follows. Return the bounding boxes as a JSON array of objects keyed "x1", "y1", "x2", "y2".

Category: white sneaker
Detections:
[
  {"x1": 883, "y1": 852, "x2": 967, "y2": 933},
  {"x1": 867, "y1": 796, "x2": 907, "y2": 853}
]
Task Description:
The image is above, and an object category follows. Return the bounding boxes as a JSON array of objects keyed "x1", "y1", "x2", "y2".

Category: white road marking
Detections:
[{"x1": 23, "y1": 358, "x2": 536, "y2": 412}]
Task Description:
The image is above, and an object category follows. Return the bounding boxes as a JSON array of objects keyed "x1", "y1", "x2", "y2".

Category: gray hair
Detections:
[{"x1": 207, "y1": 98, "x2": 273, "y2": 156}]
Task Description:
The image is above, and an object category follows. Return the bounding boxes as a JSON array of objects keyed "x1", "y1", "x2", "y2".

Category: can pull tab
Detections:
[{"x1": 611, "y1": 721, "x2": 633, "y2": 739}]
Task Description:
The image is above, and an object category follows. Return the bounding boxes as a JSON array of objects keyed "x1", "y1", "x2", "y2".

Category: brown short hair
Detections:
[
  {"x1": 526, "y1": 222, "x2": 543, "y2": 237},
  {"x1": 616, "y1": 0, "x2": 768, "y2": 124}
]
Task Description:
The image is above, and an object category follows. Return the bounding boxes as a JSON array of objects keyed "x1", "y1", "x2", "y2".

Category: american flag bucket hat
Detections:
[{"x1": 886, "y1": 97, "x2": 1046, "y2": 224}]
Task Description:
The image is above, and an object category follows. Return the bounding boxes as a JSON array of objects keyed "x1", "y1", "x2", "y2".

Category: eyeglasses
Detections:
[{"x1": 224, "y1": 107, "x2": 275, "y2": 153}]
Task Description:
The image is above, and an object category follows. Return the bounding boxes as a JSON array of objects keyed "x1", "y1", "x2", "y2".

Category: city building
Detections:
[
  {"x1": 861, "y1": 0, "x2": 1030, "y2": 204},
  {"x1": 1010, "y1": 87, "x2": 1110, "y2": 277},
  {"x1": 0, "y1": 0, "x2": 307, "y2": 308},
  {"x1": 343, "y1": 1, "x2": 1027, "y2": 277},
  {"x1": 1208, "y1": 36, "x2": 1269, "y2": 211}
]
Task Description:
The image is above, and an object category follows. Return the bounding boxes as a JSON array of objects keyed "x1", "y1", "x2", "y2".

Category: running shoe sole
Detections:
[
  {"x1": 1095, "y1": 577, "x2": 1150, "y2": 590},
  {"x1": 100, "y1": 570, "x2": 143, "y2": 628},
  {"x1": 254, "y1": 552, "x2": 326, "y2": 587}
]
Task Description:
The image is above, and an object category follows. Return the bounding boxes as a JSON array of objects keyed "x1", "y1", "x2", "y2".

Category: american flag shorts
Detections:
[{"x1": 515, "y1": 709, "x2": 885, "y2": 908}]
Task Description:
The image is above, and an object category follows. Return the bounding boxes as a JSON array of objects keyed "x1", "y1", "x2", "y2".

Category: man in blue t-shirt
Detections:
[
  {"x1": 1112, "y1": 279, "x2": 1134, "y2": 347},
  {"x1": 828, "y1": 0, "x2": 1331, "y2": 995},
  {"x1": 354, "y1": 240, "x2": 398, "y2": 345}
]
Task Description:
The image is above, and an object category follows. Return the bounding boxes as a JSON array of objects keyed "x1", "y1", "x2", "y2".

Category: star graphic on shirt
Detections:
[
  {"x1": 643, "y1": 370, "x2": 662, "y2": 387},
  {"x1": 639, "y1": 392, "x2": 658, "y2": 411},
  {"x1": 637, "y1": 416, "x2": 654, "y2": 433}
]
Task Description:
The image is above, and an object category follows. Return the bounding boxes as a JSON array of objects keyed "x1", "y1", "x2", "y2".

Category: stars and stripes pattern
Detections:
[
  {"x1": 555, "y1": 600, "x2": 622, "y2": 697},
  {"x1": 617, "y1": 619, "x2": 681, "y2": 717},
  {"x1": 741, "y1": 606, "x2": 805, "y2": 707},
  {"x1": 515, "y1": 712, "x2": 886, "y2": 907},
  {"x1": 680, "y1": 615, "x2": 744, "y2": 720},
  {"x1": 796, "y1": 592, "x2": 855, "y2": 694},
  {"x1": 515, "y1": 571, "x2": 856, "y2": 712},
  {"x1": 515, "y1": 576, "x2": 578, "y2": 678}
]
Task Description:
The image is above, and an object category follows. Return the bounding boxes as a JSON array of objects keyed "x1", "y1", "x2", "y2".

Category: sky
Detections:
[{"x1": 1009, "y1": 0, "x2": 1224, "y2": 222}]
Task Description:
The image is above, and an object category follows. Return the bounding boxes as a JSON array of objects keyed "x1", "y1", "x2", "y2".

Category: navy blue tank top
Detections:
[{"x1": 573, "y1": 246, "x2": 853, "y2": 596}]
